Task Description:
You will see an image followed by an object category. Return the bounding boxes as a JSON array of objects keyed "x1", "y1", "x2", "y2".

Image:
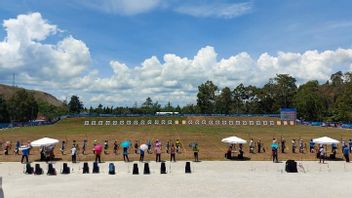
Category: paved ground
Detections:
[{"x1": 1, "y1": 160, "x2": 352, "y2": 198}]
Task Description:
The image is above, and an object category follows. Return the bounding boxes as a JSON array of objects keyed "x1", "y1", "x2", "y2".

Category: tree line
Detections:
[
  {"x1": 1, "y1": 71, "x2": 351, "y2": 123},
  {"x1": 75, "y1": 71, "x2": 352, "y2": 122}
]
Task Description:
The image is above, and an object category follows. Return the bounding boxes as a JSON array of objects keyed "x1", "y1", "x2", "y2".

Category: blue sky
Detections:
[{"x1": 0, "y1": 0, "x2": 352, "y2": 107}]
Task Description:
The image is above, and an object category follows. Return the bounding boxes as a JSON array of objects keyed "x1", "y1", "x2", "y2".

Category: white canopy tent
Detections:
[
  {"x1": 221, "y1": 136, "x2": 247, "y2": 144},
  {"x1": 30, "y1": 137, "x2": 59, "y2": 147},
  {"x1": 312, "y1": 136, "x2": 340, "y2": 145}
]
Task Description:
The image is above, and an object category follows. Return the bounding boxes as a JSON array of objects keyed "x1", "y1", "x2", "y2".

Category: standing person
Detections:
[
  {"x1": 113, "y1": 140, "x2": 119, "y2": 155},
  {"x1": 291, "y1": 139, "x2": 296, "y2": 153},
  {"x1": 4, "y1": 141, "x2": 10, "y2": 155},
  {"x1": 166, "y1": 141, "x2": 170, "y2": 154},
  {"x1": 123, "y1": 146, "x2": 129, "y2": 162},
  {"x1": 309, "y1": 139, "x2": 315, "y2": 153},
  {"x1": 71, "y1": 146, "x2": 77, "y2": 163},
  {"x1": 281, "y1": 137, "x2": 286, "y2": 153},
  {"x1": 139, "y1": 148, "x2": 145, "y2": 162},
  {"x1": 15, "y1": 141, "x2": 20, "y2": 155},
  {"x1": 257, "y1": 139, "x2": 262, "y2": 153},
  {"x1": 155, "y1": 140, "x2": 162, "y2": 162},
  {"x1": 170, "y1": 144, "x2": 176, "y2": 162},
  {"x1": 249, "y1": 138, "x2": 254, "y2": 153},
  {"x1": 95, "y1": 144, "x2": 102, "y2": 163},
  {"x1": 104, "y1": 140, "x2": 109, "y2": 155},
  {"x1": 175, "y1": 139, "x2": 182, "y2": 153},
  {"x1": 134, "y1": 140, "x2": 139, "y2": 154},
  {"x1": 147, "y1": 139, "x2": 152, "y2": 154},
  {"x1": 299, "y1": 139, "x2": 304, "y2": 153},
  {"x1": 21, "y1": 146, "x2": 30, "y2": 163},
  {"x1": 271, "y1": 141, "x2": 279, "y2": 163},
  {"x1": 341, "y1": 140, "x2": 345, "y2": 153},
  {"x1": 82, "y1": 139, "x2": 87, "y2": 155},
  {"x1": 343, "y1": 145, "x2": 350, "y2": 162},
  {"x1": 60, "y1": 140, "x2": 65, "y2": 155},
  {"x1": 193, "y1": 143, "x2": 199, "y2": 162},
  {"x1": 319, "y1": 145, "x2": 325, "y2": 163}
]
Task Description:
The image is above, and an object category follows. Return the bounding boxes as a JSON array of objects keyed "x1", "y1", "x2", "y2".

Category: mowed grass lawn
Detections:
[{"x1": 0, "y1": 117, "x2": 351, "y2": 162}]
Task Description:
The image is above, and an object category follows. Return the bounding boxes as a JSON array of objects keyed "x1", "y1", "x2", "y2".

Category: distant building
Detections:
[{"x1": 156, "y1": 112, "x2": 179, "y2": 115}]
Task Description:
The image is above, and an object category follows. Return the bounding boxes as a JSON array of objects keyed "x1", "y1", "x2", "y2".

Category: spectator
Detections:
[
  {"x1": 134, "y1": 140, "x2": 139, "y2": 154},
  {"x1": 139, "y1": 148, "x2": 145, "y2": 162},
  {"x1": 281, "y1": 137, "x2": 286, "y2": 153},
  {"x1": 343, "y1": 145, "x2": 350, "y2": 162},
  {"x1": 175, "y1": 139, "x2": 182, "y2": 153},
  {"x1": 21, "y1": 147, "x2": 30, "y2": 163},
  {"x1": 123, "y1": 146, "x2": 129, "y2": 162},
  {"x1": 299, "y1": 139, "x2": 304, "y2": 153},
  {"x1": 60, "y1": 141, "x2": 65, "y2": 155},
  {"x1": 155, "y1": 140, "x2": 162, "y2": 162},
  {"x1": 257, "y1": 139, "x2": 262, "y2": 153},
  {"x1": 104, "y1": 140, "x2": 109, "y2": 155},
  {"x1": 193, "y1": 144, "x2": 199, "y2": 162},
  {"x1": 291, "y1": 139, "x2": 296, "y2": 153},
  {"x1": 71, "y1": 146, "x2": 77, "y2": 163},
  {"x1": 113, "y1": 140, "x2": 119, "y2": 155},
  {"x1": 249, "y1": 138, "x2": 254, "y2": 153},
  {"x1": 309, "y1": 139, "x2": 315, "y2": 153},
  {"x1": 319, "y1": 145, "x2": 325, "y2": 163},
  {"x1": 82, "y1": 139, "x2": 87, "y2": 155},
  {"x1": 15, "y1": 141, "x2": 20, "y2": 155},
  {"x1": 170, "y1": 144, "x2": 176, "y2": 162}
]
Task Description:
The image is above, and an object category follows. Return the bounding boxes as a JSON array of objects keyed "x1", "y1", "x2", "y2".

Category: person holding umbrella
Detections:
[
  {"x1": 139, "y1": 144, "x2": 148, "y2": 162},
  {"x1": 121, "y1": 141, "x2": 130, "y2": 162}
]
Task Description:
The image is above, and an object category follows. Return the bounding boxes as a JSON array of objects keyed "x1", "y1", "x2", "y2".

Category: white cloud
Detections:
[
  {"x1": 77, "y1": 0, "x2": 161, "y2": 15},
  {"x1": 0, "y1": 12, "x2": 91, "y2": 83},
  {"x1": 72, "y1": 46, "x2": 352, "y2": 106},
  {"x1": 1, "y1": 13, "x2": 352, "y2": 107},
  {"x1": 175, "y1": 2, "x2": 252, "y2": 19}
]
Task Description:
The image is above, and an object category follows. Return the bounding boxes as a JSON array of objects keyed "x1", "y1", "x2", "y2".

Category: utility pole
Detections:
[{"x1": 12, "y1": 73, "x2": 16, "y2": 87}]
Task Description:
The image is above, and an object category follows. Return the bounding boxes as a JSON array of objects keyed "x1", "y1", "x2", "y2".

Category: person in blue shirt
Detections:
[
  {"x1": 15, "y1": 141, "x2": 20, "y2": 155},
  {"x1": 271, "y1": 141, "x2": 279, "y2": 163},
  {"x1": 343, "y1": 145, "x2": 350, "y2": 162},
  {"x1": 21, "y1": 147, "x2": 29, "y2": 163},
  {"x1": 309, "y1": 139, "x2": 315, "y2": 153}
]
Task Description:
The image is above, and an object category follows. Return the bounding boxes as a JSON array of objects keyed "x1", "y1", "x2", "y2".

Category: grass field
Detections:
[{"x1": 0, "y1": 117, "x2": 351, "y2": 162}]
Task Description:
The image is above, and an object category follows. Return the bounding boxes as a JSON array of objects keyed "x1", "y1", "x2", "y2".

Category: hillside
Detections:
[{"x1": 0, "y1": 84, "x2": 64, "y2": 107}]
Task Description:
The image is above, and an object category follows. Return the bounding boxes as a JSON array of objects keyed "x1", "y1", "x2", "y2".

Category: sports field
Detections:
[{"x1": 0, "y1": 117, "x2": 351, "y2": 162}]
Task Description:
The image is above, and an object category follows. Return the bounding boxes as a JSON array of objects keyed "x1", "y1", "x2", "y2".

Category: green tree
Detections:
[
  {"x1": 294, "y1": 81, "x2": 327, "y2": 121},
  {"x1": 197, "y1": 81, "x2": 218, "y2": 114},
  {"x1": 68, "y1": 95, "x2": 83, "y2": 113},
  {"x1": 215, "y1": 87, "x2": 232, "y2": 114},
  {"x1": 273, "y1": 74, "x2": 297, "y2": 109},
  {"x1": 0, "y1": 95, "x2": 10, "y2": 122},
  {"x1": 7, "y1": 89, "x2": 38, "y2": 122}
]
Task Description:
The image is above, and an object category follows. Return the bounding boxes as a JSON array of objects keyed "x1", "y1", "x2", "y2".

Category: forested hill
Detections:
[{"x1": 0, "y1": 84, "x2": 63, "y2": 107}]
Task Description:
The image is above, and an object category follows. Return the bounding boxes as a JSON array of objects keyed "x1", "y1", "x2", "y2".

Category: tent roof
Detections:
[
  {"x1": 30, "y1": 137, "x2": 59, "y2": 147},
  {"x1": 221, "y1": 136, "x2": 247, "y2": 144},
  {"x1": 312, "y1": 136, "x2": 340, "y2": 145}
]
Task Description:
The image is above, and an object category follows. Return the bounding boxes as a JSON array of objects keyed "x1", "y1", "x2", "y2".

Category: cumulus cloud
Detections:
[
  {"x1": 1, "y1": 13, "x2": 352, "y2": 107},
  {"x1": 75, "y1": 0, "x2": 252, "y2": 18},
  {"x1": 175, "y1": 2, "x2": 253, "y2": 19},
  {"x1": 0, "y1": 12, "x2": 91, "y2": 83},
  {"x1": 75, "y1": 46, "x2": 352, "y2": 106},
  {"x1": 77, "y1": 0, "x2": 161, "y2": 15}
]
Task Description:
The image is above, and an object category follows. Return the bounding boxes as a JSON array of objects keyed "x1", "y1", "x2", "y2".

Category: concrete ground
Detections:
[{"x1": 1, "y1": 160, "x2": 352, "y2": 198}]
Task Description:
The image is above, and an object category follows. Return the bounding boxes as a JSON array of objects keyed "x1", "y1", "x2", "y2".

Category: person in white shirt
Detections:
[
  {"x1": 71, "y1": 146, "x2": 77, "y2": 163},
  {"x1": 319, "y1": 145, "x2": 325, "y2": 163}
]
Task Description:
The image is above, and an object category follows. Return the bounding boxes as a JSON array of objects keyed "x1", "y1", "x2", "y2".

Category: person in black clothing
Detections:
[{"x1": 123, "y1": 147, "x2": 129, "y2": 162}]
